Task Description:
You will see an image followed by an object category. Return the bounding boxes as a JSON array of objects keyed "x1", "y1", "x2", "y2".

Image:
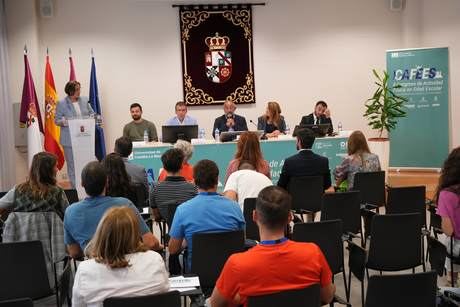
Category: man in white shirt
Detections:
[
  {"x1": 165, "y1": 101, "x2": 198, "y2": 126},
  {"x1": 223, "y1": 161, "x2": 273, "y2": 211}
]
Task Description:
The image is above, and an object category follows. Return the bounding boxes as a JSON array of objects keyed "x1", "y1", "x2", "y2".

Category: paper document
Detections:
[{"x1": 169, "y1": 276, "x2": 200, "y2": 288}]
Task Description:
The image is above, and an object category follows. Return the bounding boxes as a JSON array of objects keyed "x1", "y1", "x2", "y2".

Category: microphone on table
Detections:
[
  {"x1": 249, "y1": 119, "x2": 258, "y2": 129},
  {"x1": 250, "y1": 119, "x2": 267, "y2": 140}
]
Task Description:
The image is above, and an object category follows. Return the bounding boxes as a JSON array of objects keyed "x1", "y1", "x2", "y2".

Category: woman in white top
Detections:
[{"x1": 72, "y1": 206, "x2": 169, "y2": 307}]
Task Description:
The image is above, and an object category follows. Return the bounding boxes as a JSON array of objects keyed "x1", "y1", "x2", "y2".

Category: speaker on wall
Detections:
[
  {"x1": 390, "y1": 0, "x2": 405, "y2": 11},
  {"x1": 39, "y1": 0, "x2": 54, "y2": 18}
]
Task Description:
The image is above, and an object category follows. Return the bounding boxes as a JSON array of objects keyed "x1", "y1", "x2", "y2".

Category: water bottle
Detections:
[
  {"x1": 214, "y1": 128, "x2": 220, "y2": 142},
  {"x1": 337, "y1": 122, "x2": 343, "y2": 133},
  {"x1": 285, "y1": 123, "x2": 290, "y2": 136},
  {"x1": 199, "y1": 128, "x2": 205, "y2": 139},
  {"x1": 143, "y1": 129, "x2": 149, "y2": 143}
]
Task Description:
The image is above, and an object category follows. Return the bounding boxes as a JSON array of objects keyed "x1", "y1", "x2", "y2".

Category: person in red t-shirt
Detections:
[
  {"x1": 157, "y1": 140, "x2": 194, "y2": 183},
  {"x1": 210, "y1": 186, "x2": 335, "y2": 306}
]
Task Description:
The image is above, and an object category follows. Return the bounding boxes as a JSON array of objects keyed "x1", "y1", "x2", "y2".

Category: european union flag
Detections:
[{"x1": 89, "y1": 56, "x2": 106, "y2": 161}]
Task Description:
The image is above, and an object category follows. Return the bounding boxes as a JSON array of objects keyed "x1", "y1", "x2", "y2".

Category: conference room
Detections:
[{"x1": 0, "y1": 0, "x2": 459, "y2": 306}]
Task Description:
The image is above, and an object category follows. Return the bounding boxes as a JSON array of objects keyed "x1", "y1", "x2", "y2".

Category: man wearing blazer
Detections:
[
  {"x1": 299, "y1": 100, "x2": 333, "y2": 135},
  {"x1": 55, "y1": 81, "x2": 95, "y2": 188},
  {"x1": 277, "y1": 128, "x2": 331, "y2": 191},
  {"x1": 213, "y1": 99, "x2": 248, "y2": 133}
]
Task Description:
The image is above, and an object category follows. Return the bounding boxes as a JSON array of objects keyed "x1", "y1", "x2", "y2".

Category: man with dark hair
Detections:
[
  {"x1": 150, "y1": 148, "x2": 197, "y2": 221},
  {"x1": 299, "y1": 100, "x2": 333, "y2": 135},
  {"x1": 123, "y1": 103, "x2": 158, "y2": 142},
  {"x1": 63, "y1": 161, "x2": 161, "y2": 259},
  {"x1": 165, "y1": 101, "x2": 198, "y2": 126},
  {"x1": 277, "y1": 128, "x2": 331, "y2": 190},
  {"x1": 168, "y1": 159, "x2": 245, "y2": 271},
  {"x1": 211, "y1": 186, "x2": 335, "y2": 306},
  {"x1": 114, "y1": 136, "x2": 149, "y2": 194}
]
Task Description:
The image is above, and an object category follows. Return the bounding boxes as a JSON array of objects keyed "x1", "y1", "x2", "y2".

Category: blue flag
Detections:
[{"x1": 89, "y1": 56, "x2": 106, "y2": 161}]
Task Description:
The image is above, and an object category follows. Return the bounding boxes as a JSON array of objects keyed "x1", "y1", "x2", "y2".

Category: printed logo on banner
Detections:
[{"x1": 205, "y1": 33, "x2": 232, "y2": 84}]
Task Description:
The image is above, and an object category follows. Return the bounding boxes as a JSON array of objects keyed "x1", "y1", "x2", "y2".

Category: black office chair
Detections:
[
  {"x1": 132, "y1": 183, "x2": 149, "y2": 209},
  {"x1": 352, "y1": 171, "x2": 386, "y2": 210},
  {"x1": 191, "y1": 230, "x2": 245, "y2": 295},
  {"x1": 0, "y1": 298, "x2": 33, "y2": 307},
  {"x1": 321, "y1": 191, "x2": 362, "y2": 244},
  {"x1": 0, "y1": 241, "x2": 56, "y2": 304},
  {"x1": 243, "y1": 198, "x2": 259, "y2": 241},
  {"x1": 287, "y1": 176, "x2": 323, "y2": 221},
  {"x1": 247, "y1": 284, "x2": 321, "y2": 307},
  {"x1": 365, "y1": 271, "x2": 437, "y2": 307},
  {"x1": 103, "y1": 291, "x2": 181, "y2": 307},
  {"x1": 386, "y1": 186, "x2": 427, "y2": 228},
  {"x1": 427, "y1": 235, "x2": 447, "y2": 277},
  {"x1": 292, "y1": 220, "x2": 349, "y2": 302},
  {"x1": 64, "y1": 189, "x2": 79, "y2": 204}
]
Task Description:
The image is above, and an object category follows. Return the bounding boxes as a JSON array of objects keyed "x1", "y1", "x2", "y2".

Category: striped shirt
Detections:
[{"x1": 149, "y1": 176, "x2": 197, "y2": 220}]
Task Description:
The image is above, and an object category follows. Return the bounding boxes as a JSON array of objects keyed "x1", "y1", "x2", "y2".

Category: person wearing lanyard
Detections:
[
  {"x1": 55, "y1": 81, "x2": 95, "y2": 188},
  {"x1": 210, "y1": 186, "x2": 335, "y2": 307}
]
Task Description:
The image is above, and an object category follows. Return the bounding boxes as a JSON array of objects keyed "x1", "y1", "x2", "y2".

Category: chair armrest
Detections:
[{"x1": 360, "y1": 203, "x2": 378, "y2": 210}]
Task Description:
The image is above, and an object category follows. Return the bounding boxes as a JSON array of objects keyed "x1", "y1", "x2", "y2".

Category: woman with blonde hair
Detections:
[
  {"x1": 257, "y1": 101, "x2": 286, "y2": 138},
  {"x1": 225, "y1": 131, "x2": 271, "y2": 182},
  {"x1": 0, "y1": 152, "x2": 68, "y2": 219},
  {"x1": 333, "y1": 130, "x2": 380, "y2": 190},
  {"x1": 72, "y1": 206, "x2": 169, "y2": 306}
]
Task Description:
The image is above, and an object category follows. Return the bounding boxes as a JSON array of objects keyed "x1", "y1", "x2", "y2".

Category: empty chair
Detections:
[
  {"x1": 365, "y1": 271, "x2": 437, "y2": 307},
  {"x1": 191, "y1": 230, "x2": 245, "y2": 294},
  {"x1": 103, "y1": 291, "x2": 181, "y2": 307},
  {"x1": 287, "y1": 176, "x2": 323, "y2": 221},
  {"x1": 321, "y1": 191, "x2": 362, "y2": 242},
  {"x1": 292, "y1": 220, "x2": 348, "y2": 300},
  {"x1": 243, "y1": 198, "x2": 259, "y2": 241},
  {"x1": 352, "y1": 171, "x2": 385, "y2": 209},
  {"x1": 247, "y1": 284, "x2": 320, "y2": 307},
  {"x1": 64, "y1": 189, "x2": 79, "y2": 204},
  {"x1": 386, "y1": 186, "x2": 427, "y2": 228}
]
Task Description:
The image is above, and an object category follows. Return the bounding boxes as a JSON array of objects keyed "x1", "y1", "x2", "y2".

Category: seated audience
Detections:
[
  {"x1": 436, "y1": 147, "x2": 460, "y2": 286},
  {"x1": 213, "y1": 98, "x2": 248, "y2": 132},
  {"x1": 114, "y1": 136, "x2": 149, "y2": 194},
  {"x1": 277, "y1": 128, "x2": 331, "y2": 190},
  {"x1": 0, "y1": 152, "x2": 68, "y2": 220},
  {"x1": 158, "y1": 140, "x2": 194, "y2": 182},
  {"x1": 64, "y1": 161, "x2": 160, "y2": 259},
  {"x1": 150, "y1": 148, "x2": 197, "y2": 221},
  {"x1": 72, "y1": 206, "x2": 169, "y2": 306},
  {"x1": 225, "y1": 131, "x2": 271, "y2": 182},
  {"x1": 223, "y1": 161, "x2": 273, "y2": 211},
  {"x1": 333, "y1": 130, "x2": 380, "y2": 190},
  {"x1": 102, "y1": 153, "x2": 137, "y2": 204},
  {"x1": 210, "y1": 186, "x2": 335, "y2": 306},
  {"x1": 299, "y1": 100, "x2": 333, "y2": 135},
  {"x1": 257, "y1": 101, "x2": 286, "y2": 138},
  {"x1": 168, "y1": 159, "x2": 245, "y2": 272}
]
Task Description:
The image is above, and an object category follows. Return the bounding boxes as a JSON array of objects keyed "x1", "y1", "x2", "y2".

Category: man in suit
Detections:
[
  {"x1": 55, "y1": 81, "x2": 95, "y2": 188},
  {"x1": 277, "y1": 128, "x2": 331, "y2": 191},
  {"x1": 299, "y1": 100, "x2": 333, "y2": 135},
  {"x1": 114, "y1": 136, "x2": 149, "y2": 197},
  {"x1": 213, "y1": 99, "x2": 248, "y2": 132}
]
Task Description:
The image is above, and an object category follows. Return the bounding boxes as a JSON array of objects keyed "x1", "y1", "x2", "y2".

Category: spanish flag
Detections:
[{"x1": 44, "y1": 54, "x2": 65, "y2": 169}]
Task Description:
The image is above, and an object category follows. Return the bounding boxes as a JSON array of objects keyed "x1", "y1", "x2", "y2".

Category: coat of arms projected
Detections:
[{"x1": 179, "y1": 5, "x2": 256, "y2": 105}]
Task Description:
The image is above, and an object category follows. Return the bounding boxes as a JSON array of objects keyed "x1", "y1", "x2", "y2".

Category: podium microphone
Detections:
[{"x1": 249, "y1": 119, "x2": 258, "y2": 129}]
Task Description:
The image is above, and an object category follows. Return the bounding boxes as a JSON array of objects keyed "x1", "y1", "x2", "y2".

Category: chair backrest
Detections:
[
  {"x1": 292, "y1": 220, "x2": 344, "y2": 274},
  {"x1": 0, "y1": 241, "x2": 53, "y2": 301},
  {"x1": 166, "y1": 201, "x2": 182, "y2": 228},
  {"x1": 365, "y1": 271, "x2": 437, "y2": 307},
  {"x1": 386, "y1": 186, "x2": 426, "y2": 228},
  {"x1": 321, "y1": 191, "x2": 361, "y2": 235},
  {"x1": 64, "y1": 189, "x2": 79, "y2": 204},
  {"x1": 191, "y1": 230, "x2": 245, "y2": 289},
  {"x1": 247, "y1": 284, "x2": 321, "y2": 307},
  {"x1": 427, "y1": 236, "x2": 447, "y2": 276},
  {"x1": 243, "y1": 198, "x2": 259, "y2": 241},
  {"x1": 287, "y1": 176, "x2": 323, "y2": 213},
  {"x1": 103, "y1": 291, "x2": 181, "y2": 307},
  {"x1": 0, "y1": 298, "x2": 33, "y2": 307},
  {"x1": 367, "y1": 213, "x2": 422, "y2": 271},
  {"x1": 352, "y1": 171, "x2": 385, "y2": 206}
]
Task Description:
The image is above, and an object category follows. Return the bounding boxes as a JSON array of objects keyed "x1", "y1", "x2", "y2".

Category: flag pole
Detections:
[
  {"x1": 46, "y1": 47, "x2": 49, "y2": 56},
  {"x1": 69, "y1": 48, "x2": 72, "y2": 56},
  {"x1": 91, "y1": 48, "x2": 94, "y2": 57},
  {"x1": 24, "y1": 44, "x2": 28, "y2": 55}
]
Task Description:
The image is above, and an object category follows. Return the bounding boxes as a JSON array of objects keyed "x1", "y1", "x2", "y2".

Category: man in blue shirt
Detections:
[
  {"x1": 63, "y1": 161, "x2": 161, "y2": 259},
  {"x1": 165, "y1": 101, "x2": 198, "y2": 126},
  {"x1": 168, "y1": 159, "x2": 245, "y2": 271}
]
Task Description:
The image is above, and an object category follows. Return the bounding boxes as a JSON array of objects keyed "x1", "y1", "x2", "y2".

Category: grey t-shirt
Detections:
[{"x1": 123, "y1": 119, "x2": 158, "y2": 142}]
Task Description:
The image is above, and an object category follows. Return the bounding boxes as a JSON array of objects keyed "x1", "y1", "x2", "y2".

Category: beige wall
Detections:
[{"x1": 4, "y1": 0, "x2": 459, "y2": 183}]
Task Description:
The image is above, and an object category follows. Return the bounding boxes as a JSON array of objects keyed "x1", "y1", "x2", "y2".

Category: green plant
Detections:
[{"x1": 364, "y1": 69, "x2": 408, "y2": 138}]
